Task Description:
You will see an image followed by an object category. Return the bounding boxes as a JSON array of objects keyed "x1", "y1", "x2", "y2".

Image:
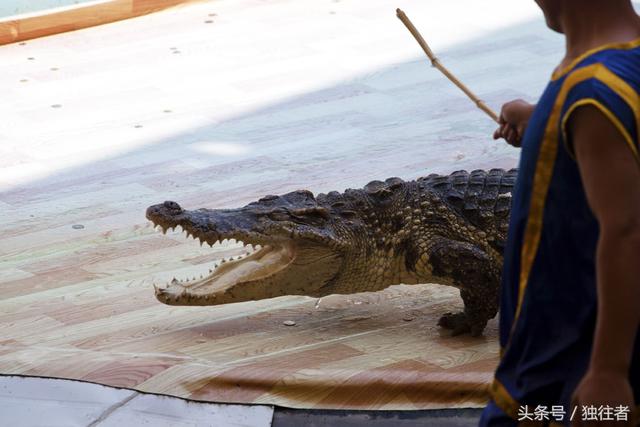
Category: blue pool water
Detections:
[{"x1": 0, "y1": 0, "x2": 97, "y2": 18}]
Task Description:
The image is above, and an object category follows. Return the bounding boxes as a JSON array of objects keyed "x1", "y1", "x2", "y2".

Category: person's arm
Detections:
[
  {"x1": 493, "y1": 99, "x2": 536, "y2": 147},
  {"x1": 568, "y1": 105, "x2": 640, "y2": 426}
]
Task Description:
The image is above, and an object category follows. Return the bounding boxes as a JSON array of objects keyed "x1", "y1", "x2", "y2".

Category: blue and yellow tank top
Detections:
[{"x1": 490, "y1": 38, "x2": 640, "y2": 419}]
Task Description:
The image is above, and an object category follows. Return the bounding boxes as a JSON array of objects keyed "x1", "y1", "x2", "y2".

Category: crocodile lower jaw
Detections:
[{"x1": 151, "y1": 225, "x2": 295, "y2": 305}]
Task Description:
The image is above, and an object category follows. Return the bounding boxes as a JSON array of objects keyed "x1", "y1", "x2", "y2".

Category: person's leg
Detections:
[
  {"x1": 479, "y1": 400, "x2": 517, "y2": 427},
  {"x1": 629, "y1": 330, "x2": 640, "y2": 406}
]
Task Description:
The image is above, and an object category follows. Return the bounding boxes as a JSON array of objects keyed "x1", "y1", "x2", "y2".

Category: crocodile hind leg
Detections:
[
  {"x1": 438, "y1": 286, "x2": 498, "y2": 336},
  {"x1": 422, "y1": 237, "x2": 500, "y2": 337}
]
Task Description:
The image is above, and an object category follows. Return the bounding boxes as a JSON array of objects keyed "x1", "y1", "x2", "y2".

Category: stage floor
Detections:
[
  {"x1": 0, "y1": 0, "x2": 561, "y2": 411},
  {"x1": 0, "y1": 282, "x2": 498, "y2": 409}
]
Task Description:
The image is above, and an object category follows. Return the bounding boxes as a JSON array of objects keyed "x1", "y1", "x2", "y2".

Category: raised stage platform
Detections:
[{"x1": 0, "y1": 0, "x2": 561, "y2": 411}]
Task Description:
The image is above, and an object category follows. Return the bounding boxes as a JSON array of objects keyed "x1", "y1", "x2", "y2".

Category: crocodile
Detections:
[{"x1": 146, "y1": 168, "x2": 515, "y2": 336}]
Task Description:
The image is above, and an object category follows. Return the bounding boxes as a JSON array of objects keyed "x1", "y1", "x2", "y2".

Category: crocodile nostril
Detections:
[
  {"x1": 145, "y1": 205, "x2": 161, "y2": 219},
  {"x1": 164, "y1": 201, "x2": 180, "y2": 210}
]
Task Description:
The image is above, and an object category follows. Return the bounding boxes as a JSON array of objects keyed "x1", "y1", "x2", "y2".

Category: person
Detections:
[{"x1": 480, "y1": 0, "x2": 640, "y2": 425}]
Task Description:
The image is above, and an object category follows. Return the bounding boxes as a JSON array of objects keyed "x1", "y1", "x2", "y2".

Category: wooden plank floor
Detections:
[
  {"x1": 0, "y1": 0, "x2": 563, "y2": 410},
  {"x1": 0, "y1": 0, "x2": 204, "y2": 46}
]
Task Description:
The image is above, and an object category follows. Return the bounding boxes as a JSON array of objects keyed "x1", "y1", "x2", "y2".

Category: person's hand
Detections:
[
  {"x1": 493, "y1": 99, "x2": 535, "y2": 147},
  {"x1": 570, "y1": 369, "x2": 635, "y2": 426}
]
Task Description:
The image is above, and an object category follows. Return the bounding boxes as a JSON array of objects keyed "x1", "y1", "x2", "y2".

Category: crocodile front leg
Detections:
[{"x1": 414, "y1": 237, "x2": 501, "y2": 337}]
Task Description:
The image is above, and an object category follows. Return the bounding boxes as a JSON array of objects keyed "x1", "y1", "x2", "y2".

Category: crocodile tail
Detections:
[{"x1": 421, "y1": 168, "x2": 517, "y2": 253}]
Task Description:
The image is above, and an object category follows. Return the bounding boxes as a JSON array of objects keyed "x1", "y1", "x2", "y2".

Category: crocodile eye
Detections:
[
  {"x1": 267, "y1": 208, "x2": 290, "y2": 221},
  {"x1": 290, "y1": 206, "x2": 329, "y2": 223}
]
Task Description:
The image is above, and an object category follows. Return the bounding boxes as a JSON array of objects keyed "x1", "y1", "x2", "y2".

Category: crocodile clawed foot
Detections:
[{"x1": 438, "y1": 311, "x2": 485, "y2": 337}]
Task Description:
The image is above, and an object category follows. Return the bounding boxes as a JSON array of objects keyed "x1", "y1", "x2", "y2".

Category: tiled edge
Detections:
[
  {"x1": 0, "y1": 375, "x2": 137, "y2": 427},
  {"x1": 98, "y1": 392, "x2": 274, "y2": 427},
  {"x1": 0, "y1": 375, "x2": 274, "y2": 427}
]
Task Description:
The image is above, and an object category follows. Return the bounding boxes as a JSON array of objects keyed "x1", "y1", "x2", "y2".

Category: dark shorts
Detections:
[{"x1": 480, "y1": 400, "x2": 517, "y2": 427}]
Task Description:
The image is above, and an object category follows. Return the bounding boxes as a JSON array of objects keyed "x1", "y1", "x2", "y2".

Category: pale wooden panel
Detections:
[{"x1": 0, "y1": 0, "x2": 204, "y2": 46}]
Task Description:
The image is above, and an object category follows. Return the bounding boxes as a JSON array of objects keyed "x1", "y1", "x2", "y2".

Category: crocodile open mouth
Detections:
[{"x1": 149, "y1": 222, "x2": 296, "y2": 305}]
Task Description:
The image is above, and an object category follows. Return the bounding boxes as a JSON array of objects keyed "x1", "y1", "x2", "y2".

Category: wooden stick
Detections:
[{"x1": 396, "y1": 8, "x2": 500, "y2": 123}]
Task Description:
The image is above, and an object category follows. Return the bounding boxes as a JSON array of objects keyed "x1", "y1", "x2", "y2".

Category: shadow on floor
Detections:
[{"x1": 272, "y1": 407, "x2": 482, "y2": 427}]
